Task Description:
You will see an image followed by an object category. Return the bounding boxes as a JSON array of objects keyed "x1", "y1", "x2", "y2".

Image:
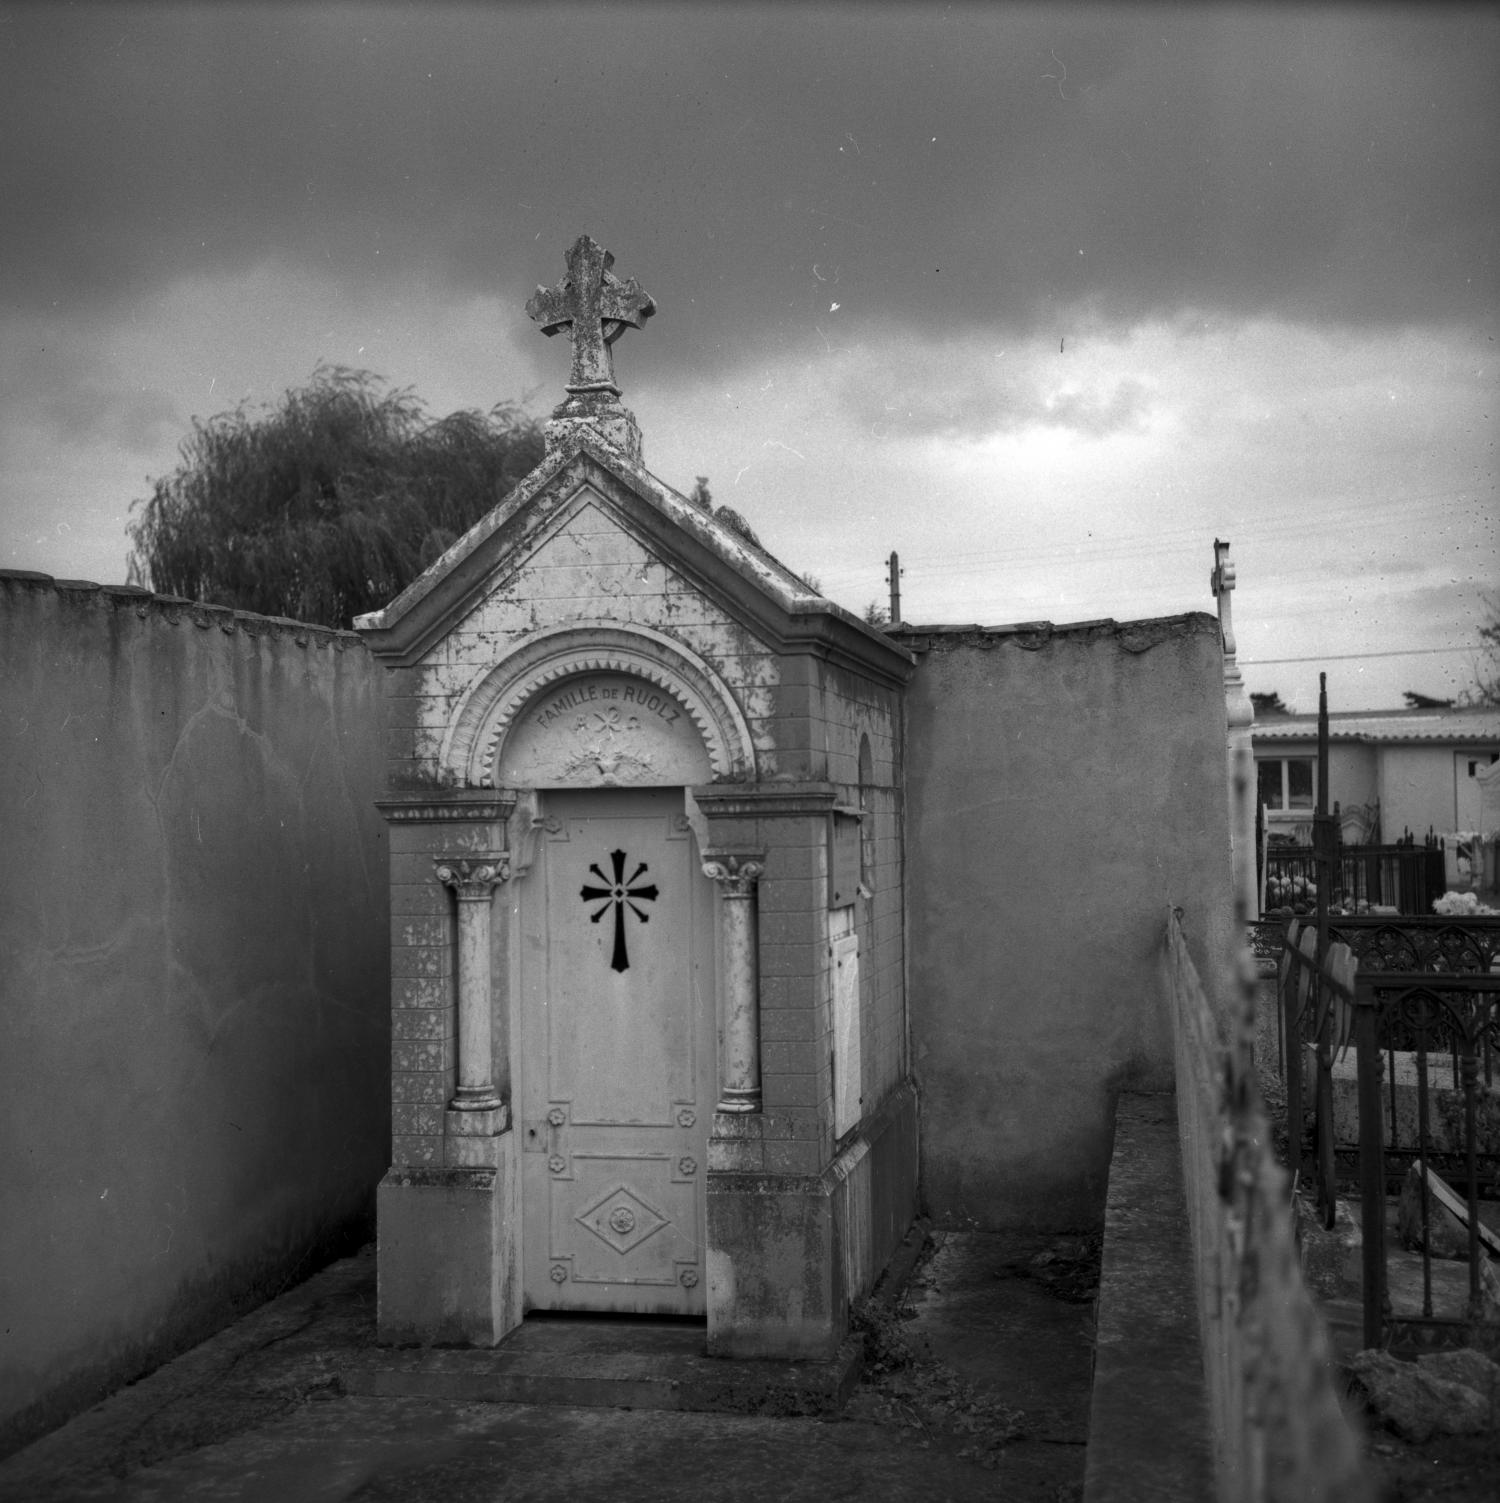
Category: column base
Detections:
[
  {"x1": 715, "y1": 1089, "x2": 762, "y2": 1114},
  {"x1": 377, "y1": 1155, "x2": 519, "y2": 1347},
  {"x1": 445, "y1": 1104, "x2": 509, "y2": 1166}
]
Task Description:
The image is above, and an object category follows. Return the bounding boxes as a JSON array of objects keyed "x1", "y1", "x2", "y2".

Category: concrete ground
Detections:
[{"x1": 0, "y1": 1230, "x2": 1096, "y2": 1503}]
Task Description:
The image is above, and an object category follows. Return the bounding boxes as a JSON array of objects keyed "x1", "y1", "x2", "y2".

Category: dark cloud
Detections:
[
  {"x1": 5, "y1": 335, "x2": 182, "y2": 454},
  {"x1": 2, "y1": 4, "x2": 1496, "y2": 381}
]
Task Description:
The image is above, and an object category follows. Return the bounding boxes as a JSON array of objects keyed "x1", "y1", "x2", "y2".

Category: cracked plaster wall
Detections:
[
  {"x1": 388, "y1": 495, "x2": 784, "y2": 786},
  {"x1": 0, "y1": 574, "x2": 390, "y2": 1456},
  {"x1": 900, "y1": 613, "x2": 1236, "y2": 1231}
]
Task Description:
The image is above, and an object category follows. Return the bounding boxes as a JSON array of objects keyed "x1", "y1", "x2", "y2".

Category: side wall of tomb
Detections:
[
  {"x1": 901, "y1": 613, "x2": 1236, "y2": 1231},
  {"x1": 0, "y1": 572, "x2": 390, "y2": 1458},
  {"x1": 772, "y1": 653, "x2": 915, "y2": 1298}
]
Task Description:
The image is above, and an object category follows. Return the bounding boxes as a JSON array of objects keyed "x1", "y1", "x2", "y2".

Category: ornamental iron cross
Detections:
[
  {"x1": 579, "y1": 849, "x2": 659, "y2": 973},
  {"x1": 526, "y1": 235, "x2": 656, "y2": 396}
]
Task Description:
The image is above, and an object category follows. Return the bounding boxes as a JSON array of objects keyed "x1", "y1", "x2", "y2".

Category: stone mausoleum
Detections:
[{"x1": 357, "y1": 237, "x2": 918, "y2": 1358}]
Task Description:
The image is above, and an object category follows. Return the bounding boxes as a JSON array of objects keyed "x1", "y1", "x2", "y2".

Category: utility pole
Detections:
[{"x1": 888, "y1": 551, "x2": 902, "y2": 627}]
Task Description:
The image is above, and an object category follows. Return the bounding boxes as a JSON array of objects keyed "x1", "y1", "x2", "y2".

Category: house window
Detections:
[{"x1": 1258, "y1": 757, "x2": 1315, "y2": 811}]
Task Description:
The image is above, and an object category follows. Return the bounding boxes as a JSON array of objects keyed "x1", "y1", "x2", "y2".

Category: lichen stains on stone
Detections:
[{"x1": 893, "y1": 612, "x2": 1218, "y2": 657}]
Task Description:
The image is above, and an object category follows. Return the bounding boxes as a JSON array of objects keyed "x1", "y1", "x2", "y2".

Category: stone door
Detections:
[{"x1": 520, "y1": 787, "x2": 714, "y2": 1314}]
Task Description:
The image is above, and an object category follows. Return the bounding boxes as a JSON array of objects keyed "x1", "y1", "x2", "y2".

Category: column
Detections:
[
  {"x1": 434, "y1": 855, "x2": 509, "y2": 1116},
  {"x1": 702, "y1": 853, "x2": 766, "y2": 1113}
]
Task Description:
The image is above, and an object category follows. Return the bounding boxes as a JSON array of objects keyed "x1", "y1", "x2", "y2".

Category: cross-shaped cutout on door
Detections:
[{"x1": 579, "y1": 849, "x2": 659, "y2": 973}]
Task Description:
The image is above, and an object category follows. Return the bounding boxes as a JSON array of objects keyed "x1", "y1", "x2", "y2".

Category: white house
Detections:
[{"x1": 1253, "y1": 703, "x2": 1500, "y2": 844}]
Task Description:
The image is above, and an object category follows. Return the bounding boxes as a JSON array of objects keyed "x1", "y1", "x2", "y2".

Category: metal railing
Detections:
[
  {"x1": 1262, "y1": 837, "x2": 1447, "y2": 918},
  {"x1": 1278, "y1": 923, "x2": 1358, "y2": 1225},
  {"x1": 1353, "y1": 973, "x2": 1500, "y2": 1352},
  {"x1": 1278, "y1": 919, "x2": 1500, "y2": 1352}
]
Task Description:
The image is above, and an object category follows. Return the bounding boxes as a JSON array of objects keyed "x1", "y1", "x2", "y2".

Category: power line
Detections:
[
  {"x1": 809, "y1": 490, "x2": 1492, "y2": 583},
  {"x1": 1239, "y1": 646, "x2": 1474, "y2": 666}
]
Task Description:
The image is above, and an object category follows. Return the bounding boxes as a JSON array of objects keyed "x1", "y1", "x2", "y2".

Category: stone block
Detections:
[
  {"x1": 391, "y1": 1009, "x2": 448, "y2": 1041},
  {"x1": 397, "y1": 916, "x2": 449, "y2": 948},
  {"x1": 756, "y1": 876, "x2": 823, "y2": 914},
  {"x1": 393, "y1": 975, "x2": 452, "y2": 1010},
  {"x1": 445, "y1": 1105, "x2": 509, "y2": 1168},
  {"x1": 389, "y1": 1134, "x2": 441, "y2": 1167},
  {"x1": 389, "y1": 881, "x2": 449, "y2": 918},
  {"x1": 391, "y1": 1039, "x2": 452, "y2": 1074},
  {"x1": 759, "y1": 1005, "x2": 819, "y2": 1042},
  {"x1": 710, "y1": 1111, "x2": 765, "y2": 1142},
  {"x1": 391, "y1": 945, "x2": 449, "y2": 979},
  {"x1": 762, "y1": 1109, "x2": 822, "y2": 1142},
  {"x1": 377, "y1": 1159, "x2": 519, "y2": 1347},
  {"x1": 707, "y1": 1137, "x2": 766, "y2": 1173},
  {"x1": 761, "y1": 1039, "x2": 820, "y2": 1077},
  {"x1": 758, "y1": 940, "x2": 824, "y2": 979},
  {"x1": 762, "y1": 1072, "x2": 823, "y2": 1109},
  {"x1": 391, "y1": 1103, "x2": 444, "y2": 1137},
  {"x1": 706, "y1": 1173, "x2": 843, "y2": 1359},
  {"x1": 392, "y1": 1072, "x2": 448, "y2": 1105},
  {"x1": 763, "y1": 1138, "x2": 820, "y2": 1176}
]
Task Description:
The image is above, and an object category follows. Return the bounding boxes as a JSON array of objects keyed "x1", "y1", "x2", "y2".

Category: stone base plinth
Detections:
[
  {"x1": 706, "y1": 1082, "x2": 919, "y2": 1360},
  {"x1": 377, "y1": 1156, "x2": 518, "y2": 1347},
  {"x1": 544, "y1": 407, "x2": 642, "y2": 464},
  {"x1": 707, "y1": 1169, "x2": 844, "y2": 1359}
]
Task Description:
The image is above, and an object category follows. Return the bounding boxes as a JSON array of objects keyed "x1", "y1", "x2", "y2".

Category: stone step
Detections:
[{"x1": 339, "y1": 1316, "x2": 862, "y2": 1416}]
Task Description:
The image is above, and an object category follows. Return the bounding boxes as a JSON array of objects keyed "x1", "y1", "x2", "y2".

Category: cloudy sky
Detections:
[{"x1": 2, "y1": 3, "x2": 1495, "y2": 711}]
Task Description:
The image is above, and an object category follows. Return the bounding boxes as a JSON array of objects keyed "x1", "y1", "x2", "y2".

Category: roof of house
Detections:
[{"x1": 1253, "y1": 705, "x2": 1500, "y2": 745}]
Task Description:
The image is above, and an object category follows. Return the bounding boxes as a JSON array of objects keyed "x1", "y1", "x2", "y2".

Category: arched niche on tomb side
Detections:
[{"x1": 442, "y1": 621, "x2": 756, "y2": 789}]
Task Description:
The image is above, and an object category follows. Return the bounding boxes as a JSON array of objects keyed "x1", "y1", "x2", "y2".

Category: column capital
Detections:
[
  {"x1": 434, "y1": 855, "x2": 510, "y2": 900},
  {"x1": 702, "y1": 852, "x2": 765, "y2": 895}
]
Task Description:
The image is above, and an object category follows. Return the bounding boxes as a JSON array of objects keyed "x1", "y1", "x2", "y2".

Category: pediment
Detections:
[{"x1": 355, "y1": 428, "x2": 911, "y2": 685}]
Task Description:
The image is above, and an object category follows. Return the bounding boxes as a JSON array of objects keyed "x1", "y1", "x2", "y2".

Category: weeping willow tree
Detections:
[{"x1": 127, "y1": 365, "x2": 543, "y2": 629}]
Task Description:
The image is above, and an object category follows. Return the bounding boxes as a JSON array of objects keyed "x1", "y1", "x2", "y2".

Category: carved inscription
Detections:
[
  {"x1": 533, "y1": 680, "x2": 682, "y2": 732},
  {"x1": 498, "y1": 672, "x2": 711, "y2": 788}
]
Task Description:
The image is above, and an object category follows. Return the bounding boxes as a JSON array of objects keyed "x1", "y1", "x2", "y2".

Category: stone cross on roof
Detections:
[
  {"x1": 1210, "y1": 537, "x2": 1238, "y2": 659},
  {"x1": 526, "y1": 235, "x2": 656, "y2": 398}
]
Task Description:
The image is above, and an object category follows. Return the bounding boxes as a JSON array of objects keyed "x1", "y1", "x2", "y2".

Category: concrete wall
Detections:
[
  {"x1": 1379, "y1": 743, "x2": 1460, "y2": 837},
  {"x1": 1332, "y1": 743, "x2": 1379, "y2": 813},
  {"x1": 901, "y1": 614, "x2": 1235, "y2": 1231},
  {"x1": 0, "y1": 572, "x2": 390, "y2": 1457},
  {"x1": 1162, "y1": 912, "x2": 1370, "y2": 1500}
]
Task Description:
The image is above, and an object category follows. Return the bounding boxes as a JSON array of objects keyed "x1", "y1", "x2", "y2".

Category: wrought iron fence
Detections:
[
  {"x1": 1277, "y1": 920, "x2": 1500, "y2": 1117},
  {"x1": 1262, "y1": 838, "x2": 1447, "y2": 918},
  {"x1": 1277, "y1": 918, "x2": 1500, "y2": 1353},
  {"x1": 1352, "y1": 973, "x2": 1500, "y2": 1352},
  {"x1": 1278, "y1": 924, "x2": 1358, "y2": 1225},
  {"x1": 1326, "y1": 916, "x2": 1500, "y2": 973}
]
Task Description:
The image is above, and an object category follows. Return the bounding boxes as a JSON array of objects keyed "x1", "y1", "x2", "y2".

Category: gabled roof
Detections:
[
  {"x1": 1254, "y1": 705, "x2": 1500, "y2": 745},
  {"x1": 354, "y1": 426, "x2": 912, "y2": 682}
]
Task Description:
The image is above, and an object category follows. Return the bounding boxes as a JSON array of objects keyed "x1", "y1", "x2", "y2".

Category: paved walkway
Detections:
[{"x1": 0, "y1": 1231, "x2": 1096, "y2": 1503}]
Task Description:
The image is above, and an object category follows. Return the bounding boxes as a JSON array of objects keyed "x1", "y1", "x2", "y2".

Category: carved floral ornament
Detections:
[
  {"x1": 433, "y1": 856, "x2": 510, "y2": 899},
  {"x1": 701, "y1": 853, "x2": 765, "y2": 896},
  {"x1": 440, "y1": 624, "x2": 756, "y2": 788}
]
